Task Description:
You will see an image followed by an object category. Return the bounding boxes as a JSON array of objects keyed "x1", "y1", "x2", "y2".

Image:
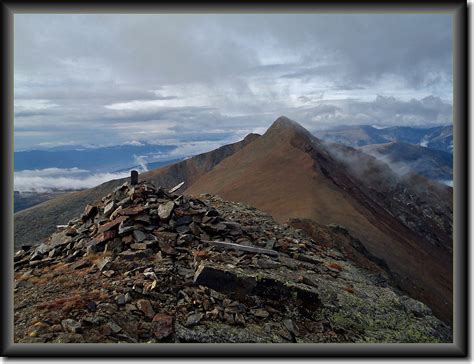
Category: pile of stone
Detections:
[{"x1": 13, "y1": 178, "x2": 452, "y2": 344}]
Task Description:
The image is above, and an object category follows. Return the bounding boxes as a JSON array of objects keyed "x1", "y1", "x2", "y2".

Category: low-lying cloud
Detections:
[
  {"x1": 14, "y1": 168, "x2": 130, "y2": 192},
  {"x1": 133, "y1": 155, "x2": 148, "y2": 172}
]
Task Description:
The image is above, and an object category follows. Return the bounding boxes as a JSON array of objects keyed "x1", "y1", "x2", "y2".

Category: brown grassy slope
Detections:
[
  {"x1": 140, "y1": 133, "x2": 260, "y2": 187},
  {"x1": 187, "y1": 117, "x2": 452, "y2": 323},
  {"x1": 14, "y1": 134, "x2": 260, "y2": 248},
  {"x1": 188, "y1": 120, "x2": 368, "y2": 226}
]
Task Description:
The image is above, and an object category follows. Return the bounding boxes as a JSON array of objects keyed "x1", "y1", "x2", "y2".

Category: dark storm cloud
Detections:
[{"x1": 14, "y1": 14, "x2": 452, "y2": 150}]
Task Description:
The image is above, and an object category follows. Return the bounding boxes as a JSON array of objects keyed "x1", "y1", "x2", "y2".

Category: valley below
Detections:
[{"x1": 14, "y1": 190, "x2": 80, "y2": 213}]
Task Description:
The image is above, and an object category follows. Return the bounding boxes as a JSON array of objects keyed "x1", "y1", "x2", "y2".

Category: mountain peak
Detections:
[
  {"x1": 269, "y1": 116, "x2": 303, "y2": 130},
  {"x1": 242, "y1": 133, "x2": 261, "y2": 143},
  {"x1": 265, "y1": 116, "x2": 314, "y2": 141}
]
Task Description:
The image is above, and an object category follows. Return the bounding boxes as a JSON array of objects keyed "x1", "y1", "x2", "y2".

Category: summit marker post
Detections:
[{"x1": 130, "y1": 170, "x2": 139, "y2": 185}]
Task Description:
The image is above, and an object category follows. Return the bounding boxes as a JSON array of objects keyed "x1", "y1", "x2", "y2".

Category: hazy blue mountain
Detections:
[
  {"x1": 419, "y1": 126, "x2": 453, "y2": 153},
  {"x1": 315, "y1": 125, "x2": 453, "y2": 153},
  {"x1": 359, "y1": 142, "x2": 453, "y2": 184},
  {"x1": 14, "y1": 143, "x2": 177, "y2": 172}
]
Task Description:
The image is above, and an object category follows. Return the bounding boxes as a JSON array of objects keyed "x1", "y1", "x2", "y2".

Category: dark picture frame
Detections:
[{"x1": 1, "y1": 0, "x2": 468, "y2": 358}]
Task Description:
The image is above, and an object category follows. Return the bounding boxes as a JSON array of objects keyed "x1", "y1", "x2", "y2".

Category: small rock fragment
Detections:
[
  {"x1": 152, "y1": 314, "x2": 174, "y2": 339},
  {"x1": 137, "y1": 299, "x2": 155, "y2": 319},
  {"x1": 71, "y1": 259, "x2": 91, "y2": 270},
  {"x1": 86, "y1": 301, "x2": 97, "y2": 312},
  {"x1": 103, "y1": 201, "x2": 116, "y2": 217},
  {"x1": 283, "y1": 319, "x2": 299, "y2": 336},
  {"x1": 185, "y1": 312, "x2": 204, "y2": 327},
  {"x1": 119, "y1": 250, "x2": 152, "y2": 260},
  {"x1": 105, "y1": 321, "x2": 122, "y2": 335},
  {"x1": 95, "y1": 256, "x2": 112, "y2": 272},
  {"x1": 158, "y1": 201, "x2": 174, "y2": 220},
  {"x1": 117, "y1": 294, "x2": 126, "y2": 306},
  {"x1": 61, "y1": 319, "x2": 81, "y2": 333},
  {"x1": 82, "y1": 204, "x2": 98, "y2": 221},
  {"x1": 130, "y1": 242, "x2": 147, "y2": 250},
  {"x1": 251, "y1": 308, "x2": 270, "y2": 319},
  {"x1": 132, "y1": 230, "x2": 147, "y2": 243},
  {"x1": 28, "y1": 321, "x2": 50, "y2": 337},
  {"x1": 102, "y1": 270, "x2": 115, "y2": 278}
]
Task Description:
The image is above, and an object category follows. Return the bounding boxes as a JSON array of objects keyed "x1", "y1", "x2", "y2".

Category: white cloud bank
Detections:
[{"x1": 14, "y1": 168, "x2": 130, "y2": 192}]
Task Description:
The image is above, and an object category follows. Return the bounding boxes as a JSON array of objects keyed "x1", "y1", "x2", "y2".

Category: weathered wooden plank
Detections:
[
  {"x1": 201, "y1": 240, "x2": 279, "y2": 257},
  {"x1": 169, "y1": 181, "x2": 185, "y2": 194}
]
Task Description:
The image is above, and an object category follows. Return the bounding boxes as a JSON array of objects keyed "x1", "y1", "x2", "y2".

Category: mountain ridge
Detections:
[
  {"x1": 14, "y1": 116, "x2": 453, "y2": 324},
  {"x1": 187, "y1": 117, "x2": 452, "y2": 323}
]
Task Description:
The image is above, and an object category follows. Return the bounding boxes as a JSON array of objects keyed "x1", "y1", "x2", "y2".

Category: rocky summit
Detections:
[{"x1": 14, "y1": 180, "x2": 451, "y2": 343}]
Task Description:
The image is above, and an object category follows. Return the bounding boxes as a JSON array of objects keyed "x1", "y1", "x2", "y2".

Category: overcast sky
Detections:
[{"x1": 14, "y1": 14, "x2": 453, "y2": 151}]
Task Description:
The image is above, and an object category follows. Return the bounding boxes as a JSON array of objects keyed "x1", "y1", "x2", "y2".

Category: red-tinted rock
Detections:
[
  {"x1": 137, "y1": 299, "x2": 155, "y2": 319},
  {"x1": 97, "y1": 216, "x2": 128, "y2": 234},
  {"x1": 118, "y1": 206, "x2": 145, "y2": 216},
  {"x1": 152, "y1": 314, "x2": 174, "y2": 339},
  {"x1": 82, "y1": 205, "x2": 98, "y2": 221}
]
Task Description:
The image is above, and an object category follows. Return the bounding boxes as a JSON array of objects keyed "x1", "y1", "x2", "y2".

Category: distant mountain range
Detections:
[
  {"x1": 14, "y1": 117, "x2": 452, "y2": 325},
  {"x1": 314, "y1": 124, "x2": 453, "y2": 153},
  {"x1": 359, "y1": 142, "x2": 452, "y2": 183},
  {"x1": 14, "y1": 143, "x2": 177, "y2": 172}
]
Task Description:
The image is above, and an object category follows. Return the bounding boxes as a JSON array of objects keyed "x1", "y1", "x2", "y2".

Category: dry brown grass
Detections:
[
  {"x1": 75, "y1": 268, "x2": 94, "y2": 278},
  {"x1": 36, "y1": 289, "x2": 108, "y2": 313},
  {"x1": 193, "y1": 250, "x2": 209, "y2": 258},
  {"x1": 26, "y1": 276, "x2": 49, "y2": 285},
  {"x1": 62, "y1": 280, "x2": 79, "y2": 289},
  {"x1": 19, "y1": 263, "x2": 74, "y2": 284},
  {"x1": 51, "y1": 262, "x2": 69, "y2": 271},
  {"x1": 54, "y1": 275, "x2": 69, "y2": 285},
  {"x1": 15, "y1": 273, "x2": 29, "y2": 281},
  {"x1": 83, "y1": 251, "x2": 113, "y2": 265}
]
